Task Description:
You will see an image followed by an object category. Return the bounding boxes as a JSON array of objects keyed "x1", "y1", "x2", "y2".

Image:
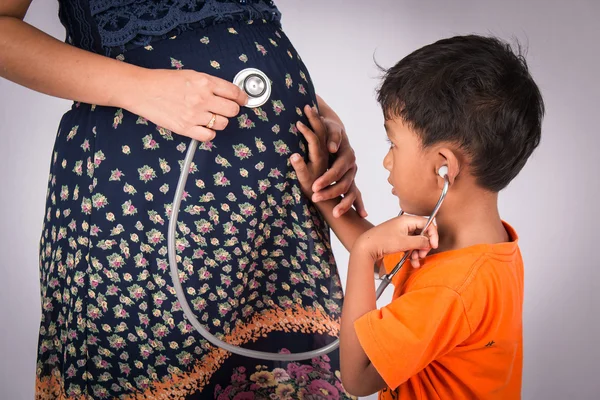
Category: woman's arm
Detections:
[
  {"x1": 0, "y1": 0, "x2": 247, "y2": 141},
  {"x1": 0, "y1": 1, "x2": 144, "y2": 108}
]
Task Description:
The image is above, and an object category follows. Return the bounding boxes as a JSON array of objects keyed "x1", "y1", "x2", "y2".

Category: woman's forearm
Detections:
[{"x1": 0, "y1": 16, "x2": 143, "y2": 108}]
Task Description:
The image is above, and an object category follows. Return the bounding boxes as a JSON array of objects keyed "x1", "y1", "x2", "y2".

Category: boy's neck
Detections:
[{"x1": 433, "y1": 190, "x2": 509, "y2": 254}]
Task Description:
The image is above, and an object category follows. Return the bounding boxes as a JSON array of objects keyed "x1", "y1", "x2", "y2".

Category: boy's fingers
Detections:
[
  {"x1": 290, "y1": 154, "x2": 310, "y2": 187},
  {"x1": 401, "y1": 215, "x2": 438, "y2": 248},
  {"x1": 396, "y1": 215, "x2": 425, "y2": 233},
  {"x1": 296, "y1": 121, "x2": 322, "y2": 164},
  {"x1": 425, "y1": 223, "x2": 439, "y2": 249},
  {"x1": 417, "y1": 220, "x2": 439, "y2": 249},
  {"x1": 305, "y1": 105, "x2": 327, "y2": 142},
  {"x1": 411, "y1": 252, "x2": 420, "y2": 268},
  {"x1": 404, "y1": 235, "x2": 431, "y2": 252}
]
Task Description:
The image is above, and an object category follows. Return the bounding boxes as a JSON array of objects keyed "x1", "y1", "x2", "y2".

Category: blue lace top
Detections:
[{"x1": 57, "y1": 0, "x2": 282, "y2": 55}]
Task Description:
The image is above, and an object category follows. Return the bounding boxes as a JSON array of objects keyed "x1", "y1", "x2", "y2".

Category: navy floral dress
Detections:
[{"x1": 36, "y1": 1, "x2": 353, "y2": 399}]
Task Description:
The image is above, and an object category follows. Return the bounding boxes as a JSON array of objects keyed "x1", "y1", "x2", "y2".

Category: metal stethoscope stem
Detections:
[
  {"x1": 168, "y1": 68, "x2": 450, "y2": 361},
  {"x1": 375, "y1": 174, "x2": 450, "y2": 299},
  {"x1": 168, "y1": 137, "x2": 340, "y2": 361},
  {"x1": 168, "y1": 68, "x2": 338, "y2": 361}
]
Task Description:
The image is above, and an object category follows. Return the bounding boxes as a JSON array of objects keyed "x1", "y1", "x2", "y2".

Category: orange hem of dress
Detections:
[{"x1": 35, "y1": 305, "x2": 340, "y2": 399}]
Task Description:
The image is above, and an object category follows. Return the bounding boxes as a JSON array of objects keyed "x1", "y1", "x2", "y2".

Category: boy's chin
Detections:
[
  {"x1": 397, "y1": 199, "x2": 412, "y2": 215},
  {"x1": 397, "y1": 201, "x2": 424, "y2": 217},
  {"x1": 397, "y1": 194, "x2": 431, "y2": 216}
]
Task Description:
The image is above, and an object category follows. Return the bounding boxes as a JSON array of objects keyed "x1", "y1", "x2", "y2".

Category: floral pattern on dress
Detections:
[
  {"x1": 215, "y1": 351, "x2": 350, "y2": 400},
  {"x1": 35, "y1": 19, "x2": 352, "y2": 400}
]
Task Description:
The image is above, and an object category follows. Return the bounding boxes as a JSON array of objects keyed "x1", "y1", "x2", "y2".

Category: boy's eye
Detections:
[{"x1": 386, "y1": 138, "x2": 396, "y2": 148}]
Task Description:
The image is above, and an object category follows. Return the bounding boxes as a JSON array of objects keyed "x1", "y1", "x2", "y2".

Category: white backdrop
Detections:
[{"x1": 1, "y1": 1, "x2": 598, "y2": 399}]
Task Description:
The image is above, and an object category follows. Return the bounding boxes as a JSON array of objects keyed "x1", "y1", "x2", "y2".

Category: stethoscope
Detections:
[
  {"x1": 375, "y1": 165, "x2": 450, "y2": 298},
  {"x1": 168, "y1": 68, "x2": 450, "y2": 361}
]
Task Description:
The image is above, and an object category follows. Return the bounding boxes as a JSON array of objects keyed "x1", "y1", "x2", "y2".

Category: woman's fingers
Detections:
[
  {"x1": 332, "y1": 190, "x2": 356, "y2": 218},
  {"x1": 352, "y1": 187, "x2": 368, "y2": 218},
  {"x1": 312, "y1": 165, "x2": 355, "y2": 202},
  {"x1": 312, "y1": 144, "x2": 356, "y2": 193},
  {"x1": 183, "y1": 125, "x2": 216, "y2": 142},
  {"x1": 331, "y1": 182, "x2": 367, "y2": 219},
  {"x1": 210, "y1": 75, "x2": 249, "y2": 106},
  {"x1": 195, "y1": 112, "x2": 229, "y2": 131},
  {"x1": 332, "y1": 183, "x2": 363, "y2": 217},
  {"x1": 206, "y1": 94, "x2": 241, "y2": 118},
  {"x1": 322, "y1": 118, "x2": 343, "y2": 153}
]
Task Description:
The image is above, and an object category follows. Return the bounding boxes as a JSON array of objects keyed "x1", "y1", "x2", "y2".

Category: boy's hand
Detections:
[
  {"x1": 315, "y1": 113, "x2": 367, "y2": 218},
  {"x1": 356, "y1": 215, "x2": 439, "y2": 268},
  {"x1": 290, "y1": 107, "x2": 329, "y2": 199}
]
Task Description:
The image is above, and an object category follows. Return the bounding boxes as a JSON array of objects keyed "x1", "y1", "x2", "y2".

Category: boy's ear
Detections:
[{"x1": 436, "y1": 147, "x2": 460, "y2": 186}]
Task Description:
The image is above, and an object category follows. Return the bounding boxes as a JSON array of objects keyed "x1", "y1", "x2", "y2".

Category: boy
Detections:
[{"x1": 290, "y1": 35, "x2": 544, "y2": 399}]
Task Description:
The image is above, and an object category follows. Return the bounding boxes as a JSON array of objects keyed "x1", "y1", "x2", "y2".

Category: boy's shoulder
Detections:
[{"x1": 386, "y1": 222, "x2": 523, "y2": 298}]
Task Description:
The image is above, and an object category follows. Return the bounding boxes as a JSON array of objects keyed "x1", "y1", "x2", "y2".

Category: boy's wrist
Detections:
[{"x1": 352, "y1": 232, "x2": 379, "y2": 263}]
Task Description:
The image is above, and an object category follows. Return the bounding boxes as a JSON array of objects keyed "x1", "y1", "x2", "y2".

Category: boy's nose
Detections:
[{"x1": 383, "y1": 151, "x2": 392, "y2": 171}]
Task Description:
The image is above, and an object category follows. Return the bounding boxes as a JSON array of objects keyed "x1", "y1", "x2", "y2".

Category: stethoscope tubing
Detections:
[{"x1": 167, "y1": 68, "x2": 450, "y2": 361}]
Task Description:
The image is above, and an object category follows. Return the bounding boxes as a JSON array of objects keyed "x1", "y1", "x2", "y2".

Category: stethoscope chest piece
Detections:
[{"x1": 233, "y1": 68, "x2": 271, "y2": 108}]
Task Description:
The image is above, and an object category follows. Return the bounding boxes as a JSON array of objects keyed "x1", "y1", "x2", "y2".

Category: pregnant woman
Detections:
[{"x1": 0, "y1": 1, "x2": 365, "y2": 399}]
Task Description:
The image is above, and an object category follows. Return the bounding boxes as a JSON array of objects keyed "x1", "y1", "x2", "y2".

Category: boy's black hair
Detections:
[{"x1": 377, "y1": 35, "x2": 544, "y2": 192}]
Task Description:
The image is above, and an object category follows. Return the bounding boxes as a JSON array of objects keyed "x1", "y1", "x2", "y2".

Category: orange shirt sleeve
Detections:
[{"x1": 354, "y1": 286, "x2": 472, "y2": 390}]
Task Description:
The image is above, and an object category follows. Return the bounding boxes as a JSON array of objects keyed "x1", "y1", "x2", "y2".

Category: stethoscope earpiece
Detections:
[
  {"x1": 376, "y1": 167, "x2": 450, "y2": 298},
  {"x1": 438, "y1": 165, "x2": 449, "y2": 179}
]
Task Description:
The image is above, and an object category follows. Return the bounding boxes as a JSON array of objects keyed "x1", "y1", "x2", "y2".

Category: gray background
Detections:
[{"x1": 1, "y1": 0, "x2": 598, "y2": 399}]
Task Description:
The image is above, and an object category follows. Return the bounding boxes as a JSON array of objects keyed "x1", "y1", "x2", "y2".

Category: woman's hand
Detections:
[
  {"x1": 354, "y1": 215, "x2": 439, "y2": 268},
  {"x1": 125, "y1": 69, "x2": 249, "y2": 142}
]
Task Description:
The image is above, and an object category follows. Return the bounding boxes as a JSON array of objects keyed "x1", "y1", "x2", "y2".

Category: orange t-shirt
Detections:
[{"x1": 354, "y1": 222, "x2": 523, "y2": 399}]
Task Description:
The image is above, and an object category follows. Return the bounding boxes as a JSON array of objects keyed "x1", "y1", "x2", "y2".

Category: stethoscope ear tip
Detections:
[{"x1": 438, "y1": 165, "x2": 449, "y2": 179}]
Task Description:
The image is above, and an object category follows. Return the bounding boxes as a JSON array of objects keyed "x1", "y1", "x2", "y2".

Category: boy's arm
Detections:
[
  {"x1": 340, "y1": 244, "x2": 387, "y2": 395},
  {"x1": 297, "y1": 192, "x2": 374, "y2": 252},
  {"x1": 339, "y1": 219, "x2": 439, "y2": 396}
]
